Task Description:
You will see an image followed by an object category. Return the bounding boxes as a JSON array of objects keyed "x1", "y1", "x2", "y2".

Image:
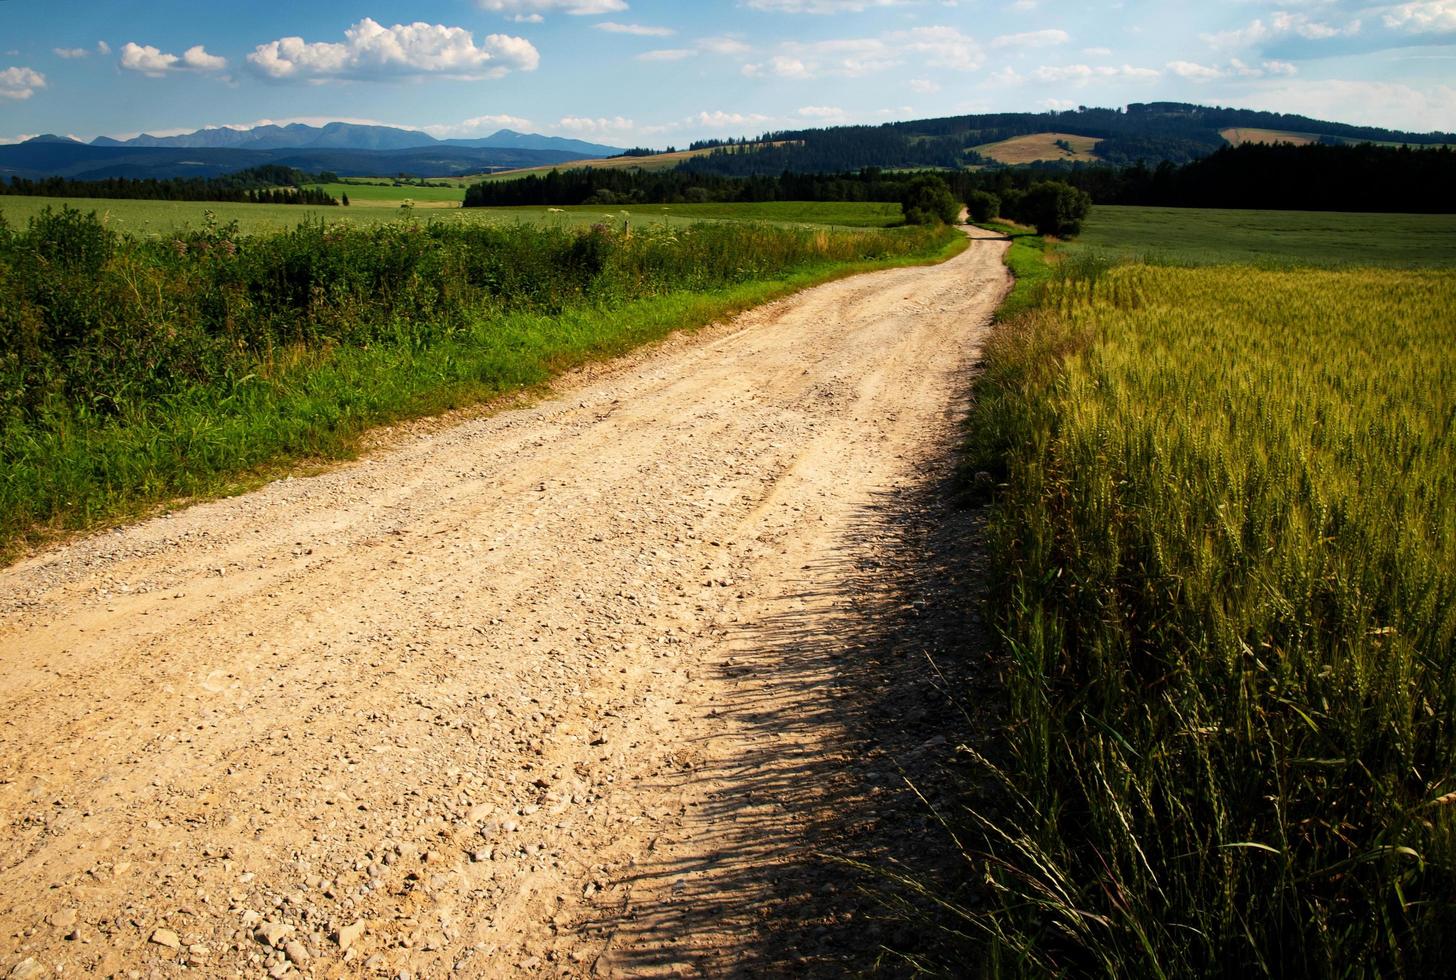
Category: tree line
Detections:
[
  {"x1": 0, "y1": 165, "x2": 341, "y2": 205},
  {"x1": 465, "y1": 143, "x2": 1456, "y2": 216}
]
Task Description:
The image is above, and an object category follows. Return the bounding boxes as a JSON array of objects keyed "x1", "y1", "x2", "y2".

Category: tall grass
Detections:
[
  {"x1": 0, "y1": 207, "x2": 955, "y2": 557},
  {"x1": 961, "y1": 264, "x2": 1456, "y2": 975}
]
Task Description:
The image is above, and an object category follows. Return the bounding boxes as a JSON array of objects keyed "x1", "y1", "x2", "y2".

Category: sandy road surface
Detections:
[{"x1": 0, "y1": 230, "x2": 1009, "y2": 979}]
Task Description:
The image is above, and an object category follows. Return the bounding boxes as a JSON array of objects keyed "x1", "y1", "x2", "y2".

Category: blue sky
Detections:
[{"x1": 2, "y1": 0, "x2": 1454, "y2": 145}]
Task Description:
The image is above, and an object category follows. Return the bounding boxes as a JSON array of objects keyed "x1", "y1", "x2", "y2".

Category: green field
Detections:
[
  {"x1": 318, "y1": 180, "x2": 468, "y2": 207},
  {"x1": 1071, "y1": 204, "x2": 1456, "y2": 266},
  {"x1": 0, "y1": 196, "x2": 902, "y2": 235},
  {"x1": 955, "y1": 212, "x2": 1456, "y2": 972}
]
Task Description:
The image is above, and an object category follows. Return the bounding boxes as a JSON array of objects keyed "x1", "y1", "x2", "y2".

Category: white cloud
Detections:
[
  {"x1": 692, "y1": 109, "x2": 773, "y2": 128},
  {"x1": 798, "y1": 104, "x2": 847, "y2": 119},
  {"x1": 743, "y1": 25, "x2": 981, "y2": 79},
  {"x1": 423, "y1": 113, "x2": 535, "y2": 137},
  {"x1": 1205, "y1": 12, "x2": 1362, "y2": 50},
  {"x1": 0, "y1": 66, "x2": 46, "y2": 100},
  {"x1": 54, "y1": 47, "x2": 90, "y2": 60},
  {"x1": 642, "y1": 35, "x2": 750, "y2": 63},
  {"x1": 909, "y1": 77, "x2": 940, "y2": 93},
  {"x1": 476, "y1": 0, "x2": 626, "y2": 18},
  {"x1": 97, "y1": 41, "x2": 111, "y2": 56},
  {"x1": 1167, "y1": 58, "x2": 1299, "y2": 81},
  {"x1": 1383, "y1": 1, "x2": 1456, "y2": 33},
  {"x1": 119, "y1": 42, "x2": 227, "y2": 76},
  {"x1": 744, "y1": 0, "x2": 911, "y2": 11},
  {"x1": 246, "y1": 19, "x2": 539, "y2": 81},
  {"x1": 1243, "y1": 78, "x2": 1456, "y2": 131},
  {"x1": 1029, "y1": 63, "x2": 1161, "y2": 84},
  {"x1": 595, "y1": 22, "x2": 675, "y2": 36},
  {"x1": 991, "y1": 29, "x2": 1070, "y2": 49},
  {"x1": 557, "y1": 115, "x2": 637, "y2": 137}
]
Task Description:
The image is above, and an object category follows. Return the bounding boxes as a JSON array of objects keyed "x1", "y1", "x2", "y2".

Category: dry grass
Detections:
[
  {"x1": 1220, "y1": 127, "x2": 1321, "y2": 146},
  {"x1": 974, "y1": 132, "x2": 1101, "y2": 165}
]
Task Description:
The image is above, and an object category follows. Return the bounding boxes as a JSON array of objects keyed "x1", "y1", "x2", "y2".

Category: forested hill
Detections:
[{"x1": 678, "y1": 102, "x2": 1455, "y2": 176}]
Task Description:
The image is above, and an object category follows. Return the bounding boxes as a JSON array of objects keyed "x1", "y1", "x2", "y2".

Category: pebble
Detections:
[
  {"x1": 7, "y1": 960, "x2": 42, "y2": 980},
  {"x1": 149, "y1": 928, "x2": 181, "y2": 950},
  {"x1": 337, "y1": 919, "x2": 366, "y2": 951},
  {"x1": 284, "y1": 941, "x2": 309, "y2": 965}
]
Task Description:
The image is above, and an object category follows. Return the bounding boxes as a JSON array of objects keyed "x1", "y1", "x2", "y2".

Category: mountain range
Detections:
[
  {"x1": 0, "y1": 123, "x2": 625, "y2": 182},
  {"x1": 68, "y1": 122, "x2": 623, "y2": 158}
]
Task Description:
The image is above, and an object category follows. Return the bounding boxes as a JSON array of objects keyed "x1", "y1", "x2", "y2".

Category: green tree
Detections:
[
  {"x1": 900, "y1": 174, "x2": 960, "y2": 226},
  {"x1": 966, "y1": 190, "x2": 1001, "y2": 224},
  {"x1": 1019, "y1": 180, "x2": 1092, "y2": 237}
]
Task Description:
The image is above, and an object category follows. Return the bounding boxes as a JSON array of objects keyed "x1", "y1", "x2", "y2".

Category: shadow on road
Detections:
[{"x1": 579, "y1": 403, "x2": 1005, "y2": 976}]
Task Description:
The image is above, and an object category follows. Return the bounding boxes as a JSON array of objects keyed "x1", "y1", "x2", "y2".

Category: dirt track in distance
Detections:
[{"x1": 0, "y1": 229, "x2": 1010, "y2": 978}]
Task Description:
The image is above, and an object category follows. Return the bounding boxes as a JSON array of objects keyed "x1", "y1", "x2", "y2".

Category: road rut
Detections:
[{"x1": 0, "y1": 229, "x2": 1010, "y2": 978}]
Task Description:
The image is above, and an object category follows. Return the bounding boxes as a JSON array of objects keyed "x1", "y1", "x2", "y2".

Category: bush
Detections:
[
  {"x1": 1015, "y1": 180, "x2": 1091, "y2": 238},
  {"x1": 901, "y1": 174, "x2": 961, "y2": 226},
  {"x1": 966, "y1": 190, "x2": 1001, "y2": 224}
]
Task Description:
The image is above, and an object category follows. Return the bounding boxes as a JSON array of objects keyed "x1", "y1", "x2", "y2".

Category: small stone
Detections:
[
  {"x1": 284, "y1": 941, "x2": 309, "y2": 965},
  {"x1": 255, "y1": 921, "x2": 293, "y2": 948},
  {"x1": 7, "y1": 959, "x2": 43, "y2": 980},
  {"x1": 268, "y1": 962, "x2": 291, "y2": 978},
  {"x1": 47, "y1": 910, "x2": 77, "y2": 931},
  {"x1": 337, "y1": 919, "x2": 366, "y2": 952},
  {"x1": 149, "y1": 928, "x2": 181, "y2": 950}
]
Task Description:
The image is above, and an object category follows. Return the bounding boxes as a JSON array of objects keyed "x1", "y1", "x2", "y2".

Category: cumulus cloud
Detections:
[
  {"x1": 1383, "y1": 1, "x2": 1456, "y2": 33},
  {"x1": 743, "y1": 25, "x2": 981, "y2": 79},
  {"x1": 991, "y1": 29, "x2": 1071, "y2": 49},
  {"x1": 1244, "y1": 78, "x2": 1456, "y2": 132},
  {"x1": 477, "y1": 0, "x2": 626, "y2": 19},
  {"x1": 246, "y1": 19, "x2": 539, "y2": 81},
  {"x1": 119, "y1": 42, "x2": 228, "y2": 76},
  {"x1": 1205, "y1": 12, "x2": 1362, "y2": 50},
  {"x1": 423, "y1": 113, "x2": 535, "y2": 137},
  {"x1": 638, "y1": 35, "x2": 749, "y2": 62},
  {"x1": 595, "y1": 22, "x2": 674, "y2": 36},
  {"x1": 557, "y1": 115, "x2": 637, "y2": 137},
  {"x1": 53, "y1": 47, "x2": 90, "y2": 60},
  {"x1": 0, "y1": 66, "x2": 46, "y2": 100},
  {"x1": 1029, "y1": 63, "x2": 1160, "y2": 84},
  {"x1": 1167, "y1": 58, "x2": 1298, "y2": 81},
  {"x1": 744, "y1": 0, "x2": 911, "y2": 11}
]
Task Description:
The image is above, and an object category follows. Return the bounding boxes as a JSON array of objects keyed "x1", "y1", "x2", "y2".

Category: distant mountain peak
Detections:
[{"x1": 25, "y1": 134, "x2": 83, "y2": 145}]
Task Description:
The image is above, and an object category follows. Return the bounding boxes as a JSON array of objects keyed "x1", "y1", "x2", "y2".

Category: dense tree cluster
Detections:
[
  {"x1": 0, "y1": 165, "x2": 340, "y2": 205},
  {"x1": 466, "y1": 143, "x2": 1455, "y2": 217},
  {"x1": 974, "y1": 143, "x2": 1456, "y2": 214}
]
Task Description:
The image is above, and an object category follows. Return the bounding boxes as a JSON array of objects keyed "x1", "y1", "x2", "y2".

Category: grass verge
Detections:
[{"x1": 1, "y1": 216, "x2": 964, "y2": 564}]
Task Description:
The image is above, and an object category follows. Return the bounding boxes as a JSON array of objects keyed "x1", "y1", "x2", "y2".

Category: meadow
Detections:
[
  {"x1": 0, "y1": 195, "x2": 901, "y2": 236},
  {"x1": 958, "y1": 253, "x2": 1456, "y2": 974},
  {"x1": 1069, "y1": 205, "x2": 1456, "y2": 267},
  {"x1": 0, "y1": 205, "x2": 957, "y2": 559}
]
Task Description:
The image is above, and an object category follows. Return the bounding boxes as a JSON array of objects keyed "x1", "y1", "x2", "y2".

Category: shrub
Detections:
[
  {"x1": 1014, "y1": 180, "x2": 1091, "y2": 238},
  {"x1": 901, "y1": 174, "x2": 961, "y2": 226},
  {"x1": 966, "y1": 190, "x2": 1001, "y2": 224}
]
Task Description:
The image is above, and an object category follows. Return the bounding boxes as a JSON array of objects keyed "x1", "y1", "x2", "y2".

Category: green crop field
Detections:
[
  {"x1": 954, "y1": 218, "x2": 1456, "y2": 973},
  {"x1": 1070, "y1": 204, "x2": 1456, "y2": 266},
  {"x1": 0, "y1": 196, "x2": 902, "y2": 236},
  {"x1": 317, "y1": 180, "x2": 468, "y2": 207}
]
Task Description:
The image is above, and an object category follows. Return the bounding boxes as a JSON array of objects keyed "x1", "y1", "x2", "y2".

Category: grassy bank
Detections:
[
  {"x1": 0, "y1": 207, "x2": 960, "y2": 560},
  {"x1": 959, "y1": 263, "x2": 1456, "y2": 975},
  {"x1": 0, "y1": 196, "x2": 903, "y2": 236}
]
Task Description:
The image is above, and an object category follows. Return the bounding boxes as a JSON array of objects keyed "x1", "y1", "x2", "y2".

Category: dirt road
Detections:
[{"x1": 0, "y1": 229, "x2": 1009, "y2": 978}]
